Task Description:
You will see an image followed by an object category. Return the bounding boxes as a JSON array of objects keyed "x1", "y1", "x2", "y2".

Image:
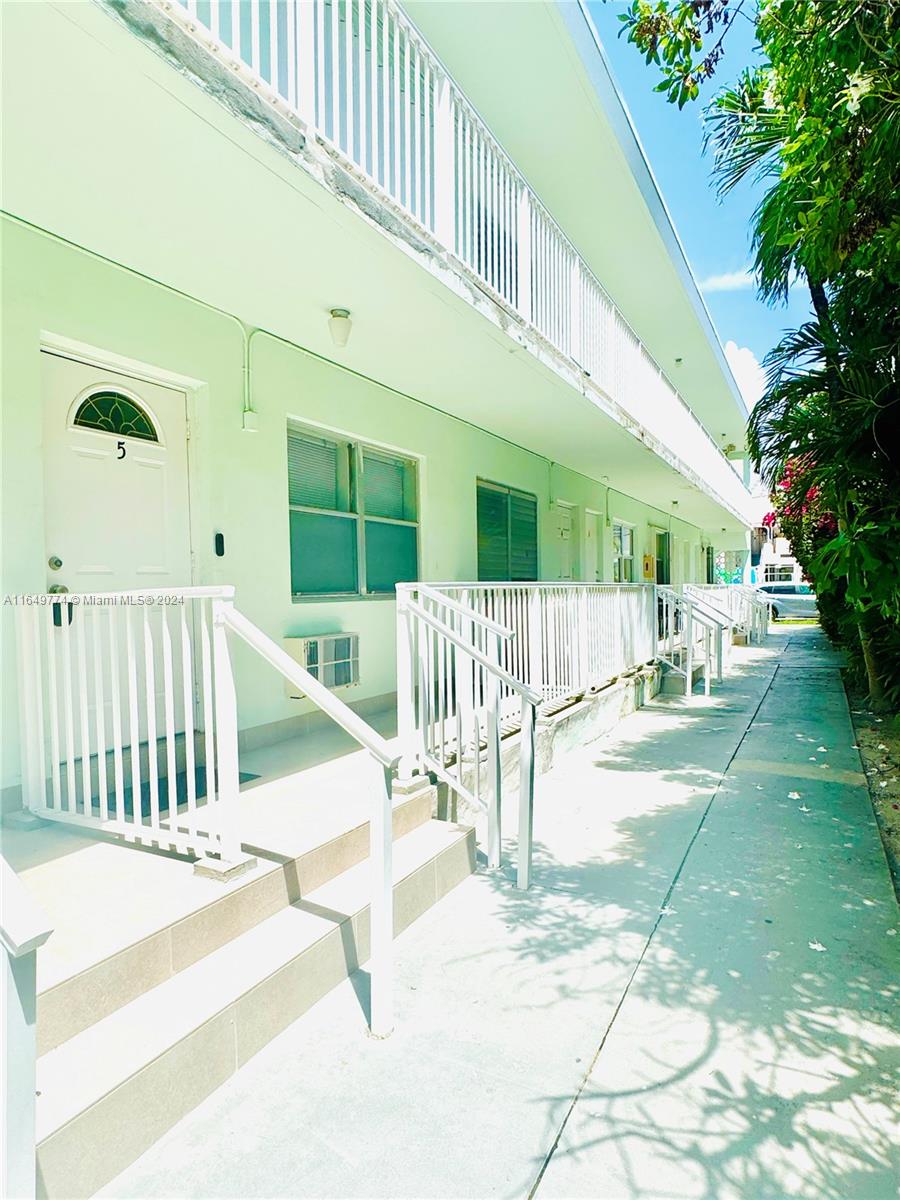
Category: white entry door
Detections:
[
  {"x1": 556, "y1": 504, "x2": 576, "y2": 580},
  {"x1": 39, "y1": 352, "x2": 195, "y2": 796},
  {"x1": 42, "y1": 352, "x2": 192, "y2": 592}
]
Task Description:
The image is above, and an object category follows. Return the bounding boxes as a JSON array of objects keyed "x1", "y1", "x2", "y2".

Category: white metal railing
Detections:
[
  {"x1": 13, "y1": 586, "x2": 400, "y2": 1037},
  {"x1": 396, "y1": 582, "x2": 659, "y2": 885},
  {"x1": 396, "y1": 585, "x2": 541, "y2": 889},
  {"x1": 421, "y1": 582, "x2": 657, "y2": 704},
  {"x1": 14, "y1": 587, "x2": 241, "y2": 863},
  {"x1": 1, "y1": 855, "x2": 53, "y2": 1200},
  {"x1": 165, "y1": 0, "x2": 745, "y2": 502},
  {"x1": 217, "y1": 598, "x2": 398, "y2": 1034},
  {"x1": 689, "y1": 584, "x2": 768, "y2": 643},
  {"x1": 657, "y1": 586, "x2": 726, "y2": 697}
]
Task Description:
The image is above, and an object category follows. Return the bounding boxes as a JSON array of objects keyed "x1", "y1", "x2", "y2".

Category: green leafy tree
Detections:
[{"x1": 614, "y1": 0, "x2": 900, "y2": 704}]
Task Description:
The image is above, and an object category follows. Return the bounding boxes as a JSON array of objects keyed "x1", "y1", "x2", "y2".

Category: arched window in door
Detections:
[{"x1": 73, "y1": 390, "x2": 159, "y2": 442}]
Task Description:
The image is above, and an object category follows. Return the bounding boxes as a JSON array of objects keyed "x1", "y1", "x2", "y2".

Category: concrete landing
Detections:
[{"x1": 100, "y1": 629, "x2": 899, "y2": 1200}]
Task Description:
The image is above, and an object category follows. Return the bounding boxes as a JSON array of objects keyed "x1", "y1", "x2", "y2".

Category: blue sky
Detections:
[{"x1": 585, "y1": 1, "x2": 811, "y2": 406}]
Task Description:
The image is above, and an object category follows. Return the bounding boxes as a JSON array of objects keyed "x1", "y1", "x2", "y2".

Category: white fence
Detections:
[
  {"x1": 14, "y1": 585, "x2": 399, "y2": 1034},
  {"x1": 14, "y1": 587, "x2": 241, "y2": 861},
  {"x1": 167, "y1": 0, "x2": 737, "y2": 486},
  {"x1": 658, "y1": 585, "x2": 727, "y2": 696},
  {"x1": 395, "y1": 584, "x2": 541, "y2": 887},
  {"x1": 686, "y1": 584, "x2": 768, "y2": 642},
  {"x1": 395, "y1": 582, "x2": 656, "y2": 883},
  {"x1": 422, "y1": 582, "x2": 657, "y2": 703}
]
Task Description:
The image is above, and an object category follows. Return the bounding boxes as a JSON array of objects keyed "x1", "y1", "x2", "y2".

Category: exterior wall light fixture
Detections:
[{"x1": 328, "y1": 308, "x2": 352, "y2": 348}]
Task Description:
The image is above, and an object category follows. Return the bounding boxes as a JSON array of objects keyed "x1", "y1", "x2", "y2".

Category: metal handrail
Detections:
[
  {"x1": 220, "y1": 600, "x2": 397, "y2": 1036},
  {"x1": 404, "y1": 599, "x2": 542, "y2": 706},
  {"x1": 658, "y1": 586, "x2": 720, "y2": 632},
  {"x1": 412, "y1": 584, "x2": 515, "y2": 640},
  {"x1": 683, "y1": 586, "x2": 732, "y2": 628},
  {"x1": 221, "y1": 605, "x2": 400, "y2": 769},
  {"x1": 397, "y1": 590, "x2": 540, "y2": 888}
]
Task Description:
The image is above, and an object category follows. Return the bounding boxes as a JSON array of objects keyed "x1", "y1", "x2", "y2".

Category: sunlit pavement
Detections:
[{"x1": 101, "y1": 628, "x2": 900, "y2": 1200}]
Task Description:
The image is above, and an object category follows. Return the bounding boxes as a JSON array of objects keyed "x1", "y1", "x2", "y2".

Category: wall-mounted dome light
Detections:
[{"x1": 328, "y1": 308, "x2": 352, "y2": 348}]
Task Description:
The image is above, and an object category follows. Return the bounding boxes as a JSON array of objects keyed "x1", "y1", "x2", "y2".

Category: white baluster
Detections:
[
  {"x1": 160, "y1": 605, "x2": 179, "y2": 846},
  {"x1": 211, "y1": 599, "x2": 241, "y2": 864},
  {"x1": 180, "y1": 600, "x2": 198, "y2": 840},
  {"x1": 58, "y1": 607, "x2": 77, "y2": 813},
  {"x1": 107, "y1": 605, "x2": 125, "y2": 824},
  {"x1": 432, "y1": 75, "x2": 454, "y2": 246},
  {"x1": 516, "y1": 697, "x2": 536, "y2": 891},
  {"x1": 143, "y1": 605, "x2": 161, "y2": 834},
  {"x1": 485, "y1": 630, "x2": 502, "y2": 870},
  {"x1": 75, "y1": 610, "x2": 92, "y2": 817},
  {"x1": 124, "y1": 607, "x2": 142, "y2": 837},
  {"x1": 92, "y1": 607, "x2": 108, "y2": 823},
  {"x1": 395, "y1": 591, "x2": 417, "y2": 779}
]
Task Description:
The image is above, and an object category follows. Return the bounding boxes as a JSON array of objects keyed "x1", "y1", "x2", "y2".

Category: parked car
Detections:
[{"x1": 756, "y1": 583, "x2": 819, "y2": 619}]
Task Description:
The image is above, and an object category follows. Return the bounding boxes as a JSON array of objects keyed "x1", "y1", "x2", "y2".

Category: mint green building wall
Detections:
[{"x1": 0, "y1": 218, "x2": 712, "y2": 795}]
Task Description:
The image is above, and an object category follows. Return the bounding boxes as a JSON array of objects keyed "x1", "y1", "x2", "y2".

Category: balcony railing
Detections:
[{"x1": 167, "y1": 0, "x2": 744, "y2": 496}]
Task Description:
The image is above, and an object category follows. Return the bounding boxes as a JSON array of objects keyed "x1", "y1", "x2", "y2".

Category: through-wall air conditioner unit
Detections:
[{"x1": 283, "y1": 633, "x2": 360, "y2": 699}]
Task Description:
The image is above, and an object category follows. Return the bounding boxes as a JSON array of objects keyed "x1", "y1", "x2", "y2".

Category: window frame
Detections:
[
  {"x1": 475, "y1": 478, "x2": 540, "y2": 583},
  {"x1": 287, "y1": 422, "x2": 421, "y2": 601},
  {"x1": 764, "y1": 564, "x2": 794, "y2": 584},
  {"x1": 611, "y1": 520, "x2": 636, "y2": 584},
  {"x1": 71, "y1": 386, "x2": 160, "y2": 444}
]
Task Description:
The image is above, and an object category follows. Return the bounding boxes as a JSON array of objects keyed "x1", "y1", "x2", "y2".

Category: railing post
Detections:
[
  {"x1": 2, "y1": 862, "x2": 52, "y2": 1200},
  {"x1": 577, "y1": 587, "x2": 589, "y2": 692},
  {"x1": 485, "y1": 631, "x2": 502, "y2": 870},
  {"x1": 14, "y1": 609, "x2": 42, "y2": 815},
  {"x1": 704, "y1": 627, "x2": 712, "y2": 697},
  {"x1": 684, "y1": 603, "x2": 694, "y2": 700},
  {"x1": 527, "y1": 588, "x2": 543, "y2": 696},
  {"x1": 516, "y1": 185, "x2": 532, "y2": 324},
  {"x1": 716, "y1": 625, "x2": 724, "y2": 683},
  {"x1": 433, "y1": 75, "x2": 455, "y2": 247},
  {"x1": 369, "y1": 759, "x2": 394, "y2": 1037},
  {"x1": 516, "y1": 698, "x2": 536, "y2": 890},
  {"x1": 3, "y1": 948, "x2": 39, "y2": 1200},
  {"x1": 295, "y1": 0, "x2": 316, "y2": 125},
  {"x1": 211, "y1": 599, "x2": 242, "y2": 864},
  {"x1": 395, "y1": 591, "x2": 417, "y2": 779}
]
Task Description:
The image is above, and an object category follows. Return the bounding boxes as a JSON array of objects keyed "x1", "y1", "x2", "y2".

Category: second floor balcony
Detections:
[{"x1": 140, "y1": 0, "x2": 754, "y2": 524}]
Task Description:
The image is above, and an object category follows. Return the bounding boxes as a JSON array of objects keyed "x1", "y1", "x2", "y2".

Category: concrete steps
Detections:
[
  {"x1": 35, "y1": 785, "x2": 433, "y2": 1054},
  {"x1": 660, "y1": 655, "x2": 706, "y2": 696},
  {"x1": 34, "y1": 817, "x2": 476, "y2": 1199}
]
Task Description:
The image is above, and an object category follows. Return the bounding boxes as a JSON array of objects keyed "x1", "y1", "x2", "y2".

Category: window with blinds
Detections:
[
  {"x1": 288, "y1": 432, "x2": 347, "y2": 511},
  {"x1": 476, "y1": 481, "x2": 538, "y2": 582},
  {"x1": 287, "y1": 423, "x2": 418, "y2": 597}
]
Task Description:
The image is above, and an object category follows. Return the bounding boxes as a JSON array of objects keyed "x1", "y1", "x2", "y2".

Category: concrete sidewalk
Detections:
[{"x1": 102, "y1": 628, "x2": 899, "y2": 1200}]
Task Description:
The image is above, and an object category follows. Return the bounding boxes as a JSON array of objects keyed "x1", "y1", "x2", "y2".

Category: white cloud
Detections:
[
  {"x1": 725, "y1": 340, "x2": 767, "y2": 410},
  {"x1": 699, "y1": 267, "x2": 755, "y2": 293}
]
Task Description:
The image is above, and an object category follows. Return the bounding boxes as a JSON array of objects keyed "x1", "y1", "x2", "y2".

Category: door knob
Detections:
[
  {"x1": 48, "y1": 584, "x2": 69, "y2": 594},
  {"x1": 48, "y1": 555, "x2": 63, "y2": 571}
]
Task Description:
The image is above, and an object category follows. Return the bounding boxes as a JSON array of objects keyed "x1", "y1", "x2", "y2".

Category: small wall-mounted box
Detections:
[{"x1": 282, "y1": 633, "x2": 360, "y2": 700}]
